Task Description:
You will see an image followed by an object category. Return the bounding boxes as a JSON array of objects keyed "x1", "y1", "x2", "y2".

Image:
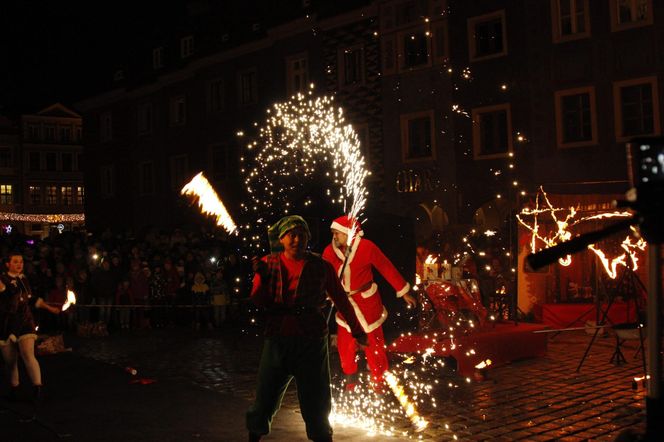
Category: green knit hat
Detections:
[{"x1": 267, "y1": 215, "x2": 311, "y2": 253}]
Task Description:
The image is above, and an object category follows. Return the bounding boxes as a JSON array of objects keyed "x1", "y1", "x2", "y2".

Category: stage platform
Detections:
[
  {"x1": 388, "y1": 322, "x2": 549, "y2": 378},
  {"x1": 541, "y1": 301, "x2": 636, "y2": 329}
]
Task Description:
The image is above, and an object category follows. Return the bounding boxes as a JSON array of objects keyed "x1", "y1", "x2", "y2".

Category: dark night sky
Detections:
[{"x1": 0, "y1": 1, "x2": 185, "y2": 117}]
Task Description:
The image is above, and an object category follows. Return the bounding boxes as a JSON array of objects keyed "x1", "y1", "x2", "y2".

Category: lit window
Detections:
[
  {"x1": 0, "y1": 184, "x2": 12, "y2": 205},
  {"x1": 76, "y1": 186, "x2": 85, "y2": 205},
  {"x1": 29, "y1": 186, "x2": 41, "y2": 205},
  {"x1": 46, "y1": 186, "x2": 58, "y2": 205},
  {"x1": 61, "y1": 186, "x2": 73, "y2": 206},
  {"x1": 472, "y1": 104, "x2": 513, "y2": 159}
]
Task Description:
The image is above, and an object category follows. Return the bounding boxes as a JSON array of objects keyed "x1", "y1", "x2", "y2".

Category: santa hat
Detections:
[{"x1": 330, "y1": 215, "x2": 364, "y2": 237}]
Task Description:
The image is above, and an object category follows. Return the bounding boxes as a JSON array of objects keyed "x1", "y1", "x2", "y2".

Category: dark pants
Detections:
[{"x1": 246, "y1": 335, "x2": 332, "y2": 441}]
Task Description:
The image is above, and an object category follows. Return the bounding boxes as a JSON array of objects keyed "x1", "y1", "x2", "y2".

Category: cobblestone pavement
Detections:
[{"x1": 71, "y1": 325, "x2": 646, "y2": 441}]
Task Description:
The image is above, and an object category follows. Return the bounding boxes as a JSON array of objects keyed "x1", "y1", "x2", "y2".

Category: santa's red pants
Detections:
[{"x1": 337, "y1": 324, "x2": 388, "y2": 385}]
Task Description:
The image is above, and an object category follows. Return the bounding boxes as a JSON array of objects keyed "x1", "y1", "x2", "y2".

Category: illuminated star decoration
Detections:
[
  {"x1": 516, "y1": 186, "x2": 646, "y2": 278},
  {"x1": 181, "y1": 172, "x2": 238, "y2": 235},
  {"x1": 239, "y1": 85, "x2": 368, "y2": 252}
]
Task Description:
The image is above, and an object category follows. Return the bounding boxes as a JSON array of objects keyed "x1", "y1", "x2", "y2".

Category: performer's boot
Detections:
[
  {"x1": 7, "y1": 385, "x2": 19, "y2": 402},
  {"x1": 32, "y1": 385, "x2": 42, "y2": 404},
  {"x1": 344, "y1": 372, "x2": 359, "y2": 391}
]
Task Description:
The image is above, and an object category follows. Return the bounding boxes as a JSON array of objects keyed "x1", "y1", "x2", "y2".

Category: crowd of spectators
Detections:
[{"x1": 0, "y1": 227, "x2": 254, "y2": 334}]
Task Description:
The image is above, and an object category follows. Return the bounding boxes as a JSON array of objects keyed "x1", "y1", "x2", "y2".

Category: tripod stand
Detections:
[{"x1": 575, "y1": 263, "x2": 647, "y2": 372}]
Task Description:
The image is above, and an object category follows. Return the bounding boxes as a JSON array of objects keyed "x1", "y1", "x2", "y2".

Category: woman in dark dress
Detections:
[{"x1": 0, "y1": 253, "x2": 59, "y2": 400}]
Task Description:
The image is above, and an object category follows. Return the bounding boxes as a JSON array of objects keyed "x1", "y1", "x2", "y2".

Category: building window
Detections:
[
  {"x1": 468, "y1": 10, "x2": 507, "y2": 62},
  {"x1": 27, "y1": 124, "x2": 41, "y2": 141},
  {"x1": 552, "y1": 0, "x2": 590, "y2": 42},
  {"x1": 153, "y1": 47, "x2": 164, "y2": 69},
  {"x1": 472, "y1": 103, "x2": 513, "y2": 159},
  {"x1": 46, "y1": 185, "x2": 58, "y2": 205},
  {"x1": 100, "y1": 165, "x2": 115, "y2": 198},
  {"x1": 29, "y1": 152, "x2": 40, "y2": 171},
  {"x1": 0, "y1": 184, "x2": 12, "y2": 205},
  {"x1": 44, "y1": 126, "x2": 56, "y2": 142},
  {"x1": 207, "y1": 78, "x2": 225, "y2": 113},
  {"x1": 61, "y1": 186, "x2": 73, "y2": 206},
  {"x1": 137, "y1": 103, "x2": 153, "y2": 134},
  {"x1": 170, "y1": 96, "x2": 186, "y2": 126},
  {"x1": 614, "y1": 76, "x2": 660, "y2": 141},
  {"x1": 61, "y1": 152, "x2": 73, "y2": 172},
  {"x1": 338, "y1": 46, "x2": 365, "y2": 88},
  {"x1": 555, "y1": 87, "x2": 598, "y2": 148},
  {"x1": 432, "y1": 21, "x2": 449, "y2": 64},
  {"x1": 139, "y1": 161, "x2": 155, "y2": 195},
  {"x1": 286, "y1": 54, "x2": 309, "y2": 95},
  {"x1": 29, "y1": 186, "x2": 41, "y2": 205},
  {"x1": 76, "y1": 186, "x2": 85, "y2": 205},
  {"x1": 238, "y1": 69, "x2": 258, "y2": 106},
  {"x1": 398, "y1": 29, "x2": 431, "y2": 70},
  {"x1": 610, "y1": 0, "x2": 653, "y2": 31},
  {"x1": 0, "y1": 147, "x2": 12, "y2": 168},
  {"x1": 100, "y1": 111, "x2": 112, "y2": 142},
  {"x1": 209, "y1": 146, "x2": 228, "y2": 181},
  {"x1": 381, "y1": 35, "x2": 397, "y2": 75},
  {"x1": 170, "y1": 154, "x2": 189, "y2": 190},
  {"x1": 180, "y1": 35, "x2": 194, "y2": 58},
  {"x1": 75, "y1": 126, "x2": 82, "y2": 142},
  {"x1": 59, "y1": 126, "x2": 72, "y2": 143},
  {"x1": 45, "y1": 152, "x2": 57, "y2": 171},
  {"x1": 401, "y1": 111, "x2": 435, "y2": 161}
]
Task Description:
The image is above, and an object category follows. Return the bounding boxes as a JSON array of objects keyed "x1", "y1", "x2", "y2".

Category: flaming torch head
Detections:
[
  {"x1": 62, "y1": 290, "x2": 77, "y2": 312},
  {"x1": 181, "y1": 172, "x2": 237, "y2": 235}
]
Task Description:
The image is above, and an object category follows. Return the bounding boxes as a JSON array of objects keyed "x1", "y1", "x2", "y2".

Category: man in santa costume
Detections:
[{"x1": 323, "y1": 215, "x2": 417, "y2": 390}]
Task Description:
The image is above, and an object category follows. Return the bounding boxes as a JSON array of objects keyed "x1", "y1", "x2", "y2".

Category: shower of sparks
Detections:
[
  {"x1": 384, "y1": 370, "x2": 428, "y2": 432},
  {"x1": 240, "y1": 87, "x2": 368, "y2": 251},
  {"x1": 330, "y1": 353, "x2": 456, "y2": 439},
  {"x1": 181, "y1": 172, "x2": 238, "y2": 234},
  {"x1": 517, "y1": 186, "x2": 645, "y2": 278}
]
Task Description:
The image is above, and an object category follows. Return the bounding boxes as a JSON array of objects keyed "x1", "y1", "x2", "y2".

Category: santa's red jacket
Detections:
[{"x1": 323, "y1": 236, "x2": 410, "y2": 333}]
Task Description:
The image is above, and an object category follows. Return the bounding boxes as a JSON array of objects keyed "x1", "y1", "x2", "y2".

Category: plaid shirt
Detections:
[{"x1": 251, "y1": 252, "x2": 364, "y2": 338}]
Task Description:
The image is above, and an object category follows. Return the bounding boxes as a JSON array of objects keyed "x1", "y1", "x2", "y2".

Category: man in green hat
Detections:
[{"x1": 247, "y1": 215, "x2": 367, "y2": 442}]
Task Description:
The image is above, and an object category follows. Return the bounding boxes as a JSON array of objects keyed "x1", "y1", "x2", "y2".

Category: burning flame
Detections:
[
  {"x1": 384, "y1": 370, "x2": 428, "y2": 432},
  {"x1": 181, "y1": 172, "x2": 237, "y2": 234},
  {"x1": 62, "y1": 290, "x2": 77, "y2": 312},
  {"x1": 475, "y1": 359, "x2": 493, "y2": 370},
  {"x1": 424, "y1": 254, "x2": 438, "y2": 264},
  {"x1": 518, "y1": 187, "x2": 645, "y2": 277}
]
